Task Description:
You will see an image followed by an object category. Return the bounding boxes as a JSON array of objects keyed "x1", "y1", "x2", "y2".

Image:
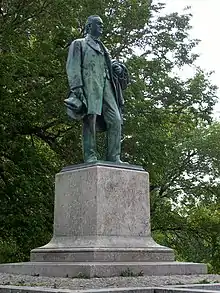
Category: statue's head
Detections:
[{"x1": 85, "y1": 15, "x2": 103, "y2": 38}]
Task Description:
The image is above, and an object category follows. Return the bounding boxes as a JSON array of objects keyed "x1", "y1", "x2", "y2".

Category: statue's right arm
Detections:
[{"x1": 66, "y1": 40, "x2": 83, "y2": 90}]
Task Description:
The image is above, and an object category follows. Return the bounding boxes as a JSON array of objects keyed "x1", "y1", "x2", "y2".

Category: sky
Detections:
[{"x1": 162, "y1": 0, "x2": 220, "y2": 118}]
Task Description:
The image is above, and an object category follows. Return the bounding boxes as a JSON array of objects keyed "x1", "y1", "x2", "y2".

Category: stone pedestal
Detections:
[
  {"x1": 31, "y1": 162, "x2": 174, "y2": 263},
  {"x1": 0, "y1": 162, "x2": 207, "y2": 277}
]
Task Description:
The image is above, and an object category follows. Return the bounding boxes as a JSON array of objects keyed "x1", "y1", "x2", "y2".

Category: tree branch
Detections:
[{"x1": 12, "y1": 0, "x2": 52, "y2": 28}]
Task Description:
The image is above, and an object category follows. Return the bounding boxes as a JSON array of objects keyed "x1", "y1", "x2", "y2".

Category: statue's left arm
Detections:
[{"x1": 112, "y1": 60, "x2": 130, "y2": 90}]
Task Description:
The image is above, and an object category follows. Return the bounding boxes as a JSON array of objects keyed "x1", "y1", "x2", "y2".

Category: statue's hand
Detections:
[
  {"x1": 72, "y1": 87, "x2": 85, "y2": 101},
  {"x1": 112, "y1": 62, "x2": 122, "y2": 75}
]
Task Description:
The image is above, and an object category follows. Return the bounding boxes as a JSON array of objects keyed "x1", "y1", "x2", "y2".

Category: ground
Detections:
[{"x1": 0, "y1": 273, "x2": 220, "y2": 290}]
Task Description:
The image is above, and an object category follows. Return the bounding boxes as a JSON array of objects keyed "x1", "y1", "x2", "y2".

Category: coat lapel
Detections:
[{"x1": 86, "y1": 35, "x2": 103, "y2": 54}]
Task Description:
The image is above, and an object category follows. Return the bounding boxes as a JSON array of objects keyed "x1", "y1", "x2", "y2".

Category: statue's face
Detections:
[{"x1": 89, "y1": 16, "x2": 103, "y2": 37}]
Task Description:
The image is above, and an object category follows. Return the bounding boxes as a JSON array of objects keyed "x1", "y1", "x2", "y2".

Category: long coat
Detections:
[
  {"x1": 66, "y1": 35, "x2": 115, "y2": 113},
  {"x1": 66, "y1": 35, "x2": 129, "y2": 130}
]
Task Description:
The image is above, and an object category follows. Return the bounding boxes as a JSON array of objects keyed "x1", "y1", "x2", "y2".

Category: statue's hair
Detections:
[{"x1": 84, "y1": 15, "x2": 101, "y2": 35}]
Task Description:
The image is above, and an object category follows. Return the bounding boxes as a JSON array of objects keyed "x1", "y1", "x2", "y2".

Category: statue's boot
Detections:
[{"x1": 83, "y1": 115, "x2": 98, "y2": 163}]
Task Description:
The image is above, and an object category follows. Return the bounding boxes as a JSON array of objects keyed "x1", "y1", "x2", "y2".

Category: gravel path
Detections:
[{"x1": 0, "y1": 273, "x2": 220, "y2": 290}]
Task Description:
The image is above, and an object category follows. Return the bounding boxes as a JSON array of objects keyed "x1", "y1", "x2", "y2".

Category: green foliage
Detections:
[
  {"x1": 120, "y1": 268, "x2": 144, "y2": 277},
  {"x1": 0, "y1": 239, "x2": 20, "y2": 263},
  {"x1": 73, "y1": 272, "x2": 91, "y2": 279},
  {"x1": 1, "y1": 0, "x2": 220, "y2": 273},
  {"x1": 151, "y1": 123, "x2": 220, "y2": 273}
]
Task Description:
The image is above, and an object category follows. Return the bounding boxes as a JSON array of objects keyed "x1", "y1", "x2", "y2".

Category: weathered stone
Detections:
[
  {"x1": 0, "y1": 163, "x2": 207, "y2": 277},
  {"x1": 0, "y1": 261, "x2": 207, "y2": 278},
  {"x1": 30, "y1": 162, "x2": 174, "y2": 263}
]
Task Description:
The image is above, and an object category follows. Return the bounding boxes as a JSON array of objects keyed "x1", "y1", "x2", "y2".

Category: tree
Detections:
[{"x1": 151, "y1": 122, "x2": 220, "y2": 273}]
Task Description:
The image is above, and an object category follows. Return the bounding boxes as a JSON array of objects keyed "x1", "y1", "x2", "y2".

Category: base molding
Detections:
[{"x1": 31, "y1": 247, "x2": 175, "y2": 262}]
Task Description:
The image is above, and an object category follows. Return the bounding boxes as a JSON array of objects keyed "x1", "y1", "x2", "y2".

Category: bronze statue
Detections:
[{"x1": 65, "y1": 15, "x2": 129, "y2": 163}]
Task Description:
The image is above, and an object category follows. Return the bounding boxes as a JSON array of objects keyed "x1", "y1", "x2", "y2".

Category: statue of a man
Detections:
[{"x1": 65, "y1": 15, "x2": 129, "y2": 163}]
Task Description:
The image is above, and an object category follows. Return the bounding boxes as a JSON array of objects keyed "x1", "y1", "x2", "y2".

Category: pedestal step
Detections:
[
  {"x1": 31, "y1": 248, "x2": 175, "y2": 262},
  {"x1": 0, "y1": 261, "x2": 207, "y2": 278}
]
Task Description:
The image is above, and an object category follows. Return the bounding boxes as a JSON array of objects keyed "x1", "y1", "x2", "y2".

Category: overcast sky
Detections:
[{"x1": 162, "y1": 0, "x2": 220, "y2": 118}]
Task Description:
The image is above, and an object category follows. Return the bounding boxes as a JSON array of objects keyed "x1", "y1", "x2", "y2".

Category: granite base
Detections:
[{"x1": 0, "y1": 162, "x2": 207, "y2": 277}]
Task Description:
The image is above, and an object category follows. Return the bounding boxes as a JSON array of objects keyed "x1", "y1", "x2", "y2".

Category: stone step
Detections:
[
  {"x1": 31, "y1": 247, "x2": 175, "y2": 262},
  {"x1": 0, "y1": 261, "x2": 207, "y2": 278}
]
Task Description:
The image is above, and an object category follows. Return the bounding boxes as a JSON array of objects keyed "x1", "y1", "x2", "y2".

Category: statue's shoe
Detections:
[
  {"x1": 108, "y1": 157, "x2": 129, "y2": 164},
  {"x1": 114, "y1": 159, "x2": 129, "y2": 164},
  {"x1": 85, "y1": 156, "x2": 98, "y2": 163}
]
